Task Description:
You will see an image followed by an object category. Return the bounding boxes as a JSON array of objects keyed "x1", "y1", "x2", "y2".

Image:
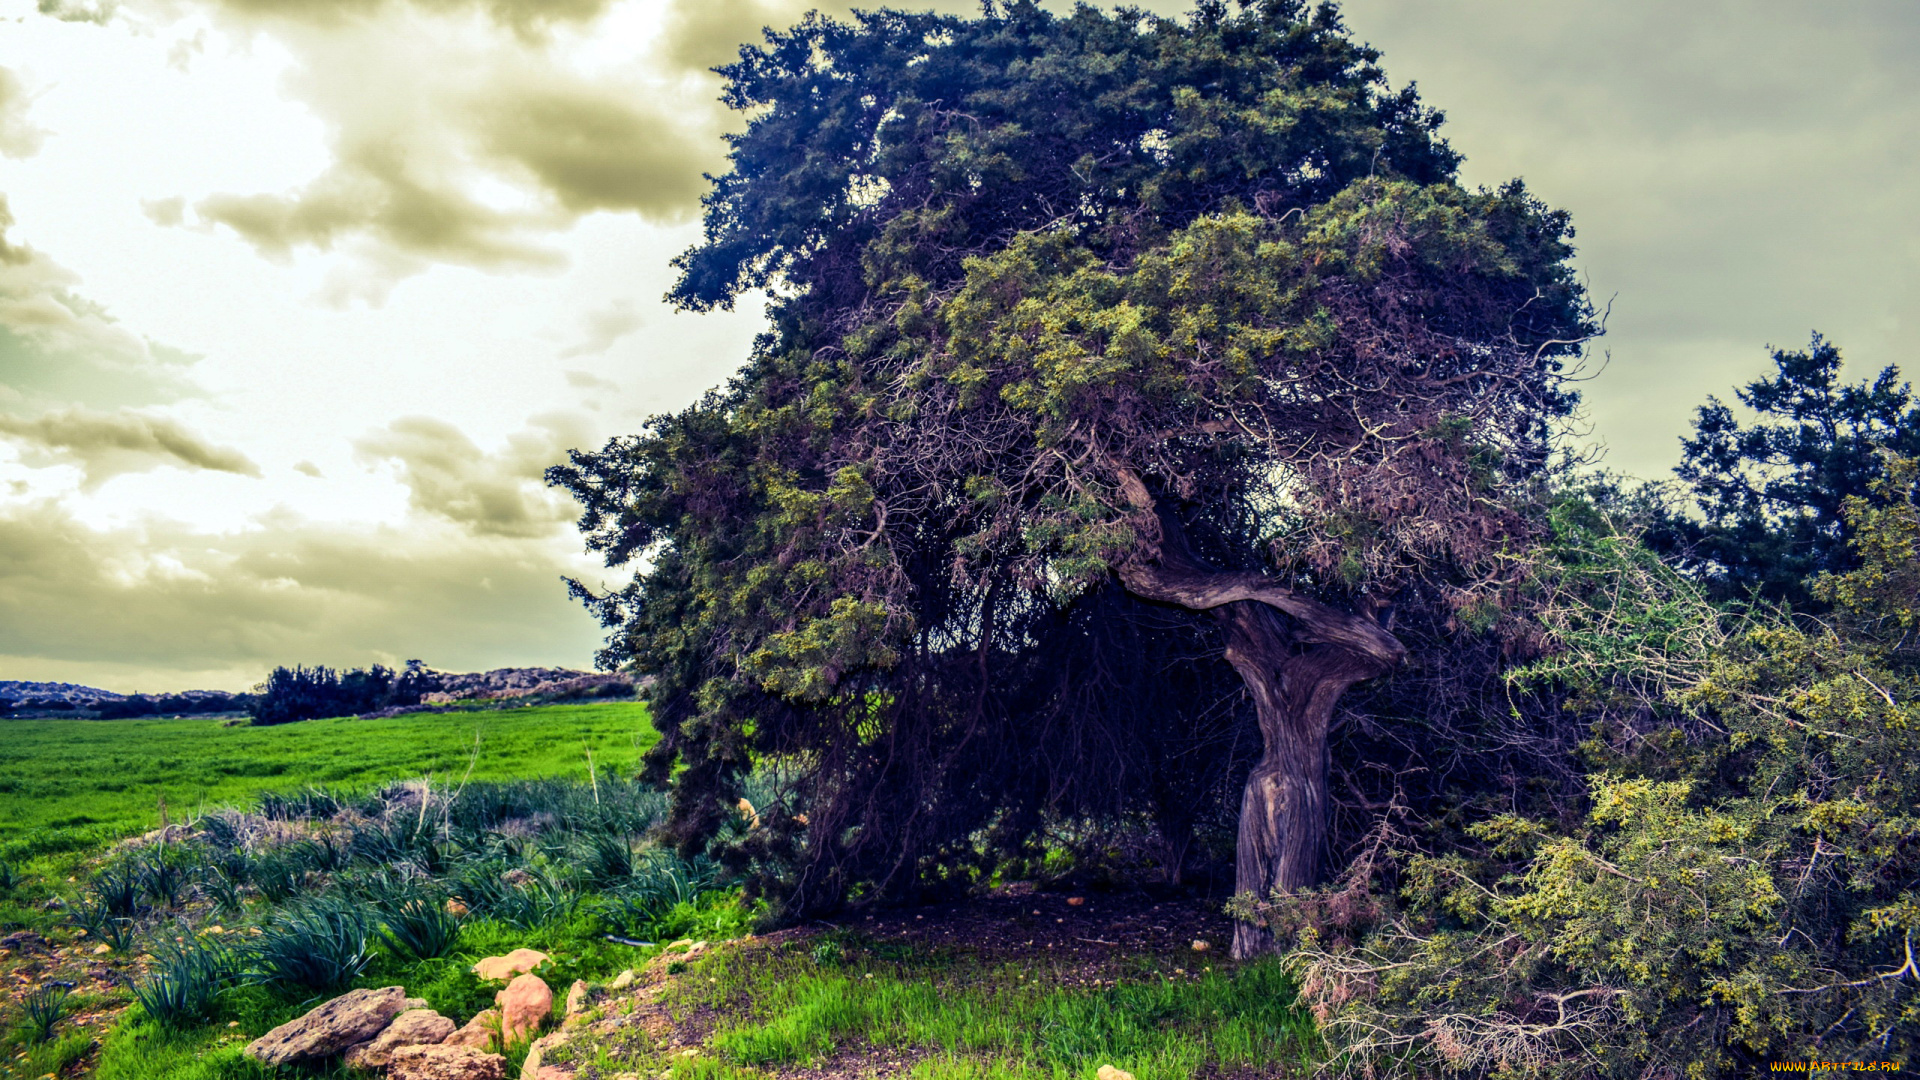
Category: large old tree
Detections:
[{"x1": 553, "y1": 0, "x2": 1592, "y2": 956}]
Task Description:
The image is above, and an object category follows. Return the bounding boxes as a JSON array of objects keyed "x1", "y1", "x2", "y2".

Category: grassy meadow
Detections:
[
  {"x1": 0, "y1": 699, "x2": 1313, "y2": 1080},
  {"x1": 0, "y1": 701, "x2": 658, "y2": 856}
]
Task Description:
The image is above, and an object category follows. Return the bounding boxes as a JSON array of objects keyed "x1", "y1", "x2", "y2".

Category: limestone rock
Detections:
[
  {"x1": 564, "y1": 980, "x2": 590, "y2": 1017},
  {"x1": 388, "y1": 1043, "x2": 507, "y2": 1080},
  {"x1": 1097, "y1": 1067, "x2": 1136, "y2": 1080},
  {"x1": 403, "y1": 997, "x2": 432, "y2": 1011},
  {"x1": 609, "y1": 969, "x2": 635, "y2": 990},
  {"x1": 1190, "y1": 939, "x2": 1211, "y2": 952},
  {"x1": 522, "y1": 1031, "x2": 568, "y2": 1076},
  {"x1": 445, "y1": 1009, "x2": 500, "y2": 1051},
  {"x1": 497, "y1": 973, "x2": 553, "y2": 1041},
  {"x1": 473, "y1": 948, "x2": 551, "y2": 981},
  {"x1": 343, "y1": 1009, "x2": 455, "y2": 1069},
  {"x1": 244, "y1": 986, "x2": 407, "y2": 1066}
]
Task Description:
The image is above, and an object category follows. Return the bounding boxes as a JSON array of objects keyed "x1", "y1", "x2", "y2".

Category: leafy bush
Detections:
[
  {"x1": 248, "y1": 900, "x2": 374, "y2": 992},
  {"x1": 1287, "y1": 456, "x2": 1920, "y2": 1077}
]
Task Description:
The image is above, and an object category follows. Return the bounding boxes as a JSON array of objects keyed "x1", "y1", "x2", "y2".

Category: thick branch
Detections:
[{"x1": 1117, "y1": 560, "x2": 1407, "y2": 671}]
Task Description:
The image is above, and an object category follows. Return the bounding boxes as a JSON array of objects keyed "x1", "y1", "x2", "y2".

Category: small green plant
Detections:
[
  {"x1": 380, "y1": 894, "x2": 461, "y2": 961},
  {"x1": 70, "y1": 899, "x2": 137, "y2": 952},
  {"x1": 137, "y1": 845, "x2": 197, "y2": 908},
  {"x1": 0, "y1": 858, "x2": 19, "y2": 891},
  {"x1": 89, "y1": 863, "x2": 145, "y2": 919},
  {"x1": 131, "y1": 939, "x2": 236, "y2": 1028},
  {"x1": 249, "y1": 899, "x2": 373, "y2": 991},
  {"x1": 197, "y1": 867, "x2": 245, "y2": 915},
  {"x1": 21, "y1": 981, "x2": 74, "y2": 1043}
]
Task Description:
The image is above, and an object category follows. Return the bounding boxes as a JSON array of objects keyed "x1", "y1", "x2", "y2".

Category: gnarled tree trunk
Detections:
[{"x1": 1115, "y1": 505, "x2": 1405, "y2": 959}]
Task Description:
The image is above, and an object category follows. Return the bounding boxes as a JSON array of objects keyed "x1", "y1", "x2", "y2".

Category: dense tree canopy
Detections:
[{"x1": 552, "y1": 0, "x2": 1593, "y2": 951}]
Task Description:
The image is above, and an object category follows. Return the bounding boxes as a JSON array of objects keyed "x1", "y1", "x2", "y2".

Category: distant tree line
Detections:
[
  {"x1": 247, "y1": 661, "x2": 440, "y2": 726},
  {"x1": 95, "y1": 693, "x2": 247, "y2": 719}
]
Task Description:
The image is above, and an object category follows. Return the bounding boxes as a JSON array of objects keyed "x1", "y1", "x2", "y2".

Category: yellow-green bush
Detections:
[{"x1": 1280, "y1": 456, "x2": 1920, "y2": 1077}]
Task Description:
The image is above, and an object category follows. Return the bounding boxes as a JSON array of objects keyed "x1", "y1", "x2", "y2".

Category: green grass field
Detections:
[{"x1": 0, "y1": 701, "x2": 657, "y2": 848}]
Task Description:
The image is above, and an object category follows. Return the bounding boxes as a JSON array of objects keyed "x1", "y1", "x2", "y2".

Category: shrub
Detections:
[{"x1": 1289, "y1": 457, "x2": 1920, "y2": 1077}]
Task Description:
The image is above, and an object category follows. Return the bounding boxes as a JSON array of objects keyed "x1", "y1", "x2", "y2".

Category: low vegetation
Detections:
[{"x1": 0, "y1": 701, "x2": 656, "y2": 850}]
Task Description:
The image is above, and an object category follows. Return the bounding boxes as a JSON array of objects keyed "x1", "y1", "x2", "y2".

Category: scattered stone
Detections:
[
  {"x1": 523, "y1": 1031, "x2": 568, "y2": 1075},
  {"x1": 609, "y1": 969, "x2": 636, "y2": 990},
  {"x1": 472, "y1": 949, "x2": 551, "y2": 981},
  {"x1": 497, "y1": 973, "x2": 553, "y2": 1041},
  {"x1": 91, "y1": 943, "x2": 111, "y2": 955},
  {"x1": 666, "y1": 939, "x2": 693, "y2": 951},
  {"x1": 1067, "y1": 896, "x2": 1086, "y2": 906},
  {"x1": 445, "y1": 1010, "x2": 500, "y2": 1051},
  {"x1": 565, "y1": 980, "x2": 590, "y2": 1017},
  {"x1": 1190, "y1": 939, "x2": 1211, "y2": 952},
  {"x1": 244, "y1": 986, "x2": 407, "y2": 1066},
  {"x1": 447, "y1": 899, "x2": 470, "y2": 917},
  {"x1": 343, "y1": 1008, "x2": 455, "y2": 1070},
  {"x1": 387, "y1": 1043, "x2": 507, "y2": 1080},
  {"x1": 1097, "y1": 1067, "x2": 1135, "y2": 1080}
]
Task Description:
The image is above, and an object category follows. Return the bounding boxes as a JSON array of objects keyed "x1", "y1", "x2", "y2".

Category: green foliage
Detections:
[
  {"x1": 1665, "y1": 334, "x2": 1920, "y2": 607},
  {"x1": 20, "y1": 980, "x2": 74, "y2": 1043},
  {"x1": 378, "y1": 893, "x2": 461, "y2": 962},
  {"x1": 247, "y1": 899, "x2": 374, "y2": 992},
  {"x1": 1290, "y1": 455, "x2": 1920, "y2": 1077},
  {"x1": 554, "y1": 0, "x2": 1592, "y2": 917},
  {"x1": 131, "y1": 938, "x2": 240, "y2": 1029}
]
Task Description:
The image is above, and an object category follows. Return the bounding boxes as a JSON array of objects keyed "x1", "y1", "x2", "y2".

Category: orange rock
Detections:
[
  {"x1": 496, "y1": 973, "x2": 552, "y2": 1042},
  {"x1": 443, "y1": 1009, "x2": 499, "y2": 1051},
  {"x1": 1066, "y1": 897, "x2": 1086, "y2": 906},
  {"x1": 471, "y1": 948, "x2": 550, "y2": 982}
]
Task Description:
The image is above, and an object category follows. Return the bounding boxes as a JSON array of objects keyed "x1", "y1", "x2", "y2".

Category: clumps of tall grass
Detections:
[
  {"x1": 248, "y1": 899, "x2": 374, "y2": 992},
  {"x1": 130, "y1": 939, "x2": 238, "y2": 1028},
  {"x1": 20, "y1": 982, "x2": 74, "y2": 1043},
  {"x1": 378, "y1": 892, "x2": 461, "y2": 962},
  {"x1": 69, "y1": 772, "x2": 739, "y2": 1002}
]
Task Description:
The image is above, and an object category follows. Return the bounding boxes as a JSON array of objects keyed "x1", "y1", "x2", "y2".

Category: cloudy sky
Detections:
[{"x1": 0, "y1": 0, "x2": 1914, "y2": 692}]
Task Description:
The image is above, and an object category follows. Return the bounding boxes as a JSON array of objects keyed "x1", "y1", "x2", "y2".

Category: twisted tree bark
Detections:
[{"x1": 1115, "y1": 507, "x2": 1405, "y2": 958}]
